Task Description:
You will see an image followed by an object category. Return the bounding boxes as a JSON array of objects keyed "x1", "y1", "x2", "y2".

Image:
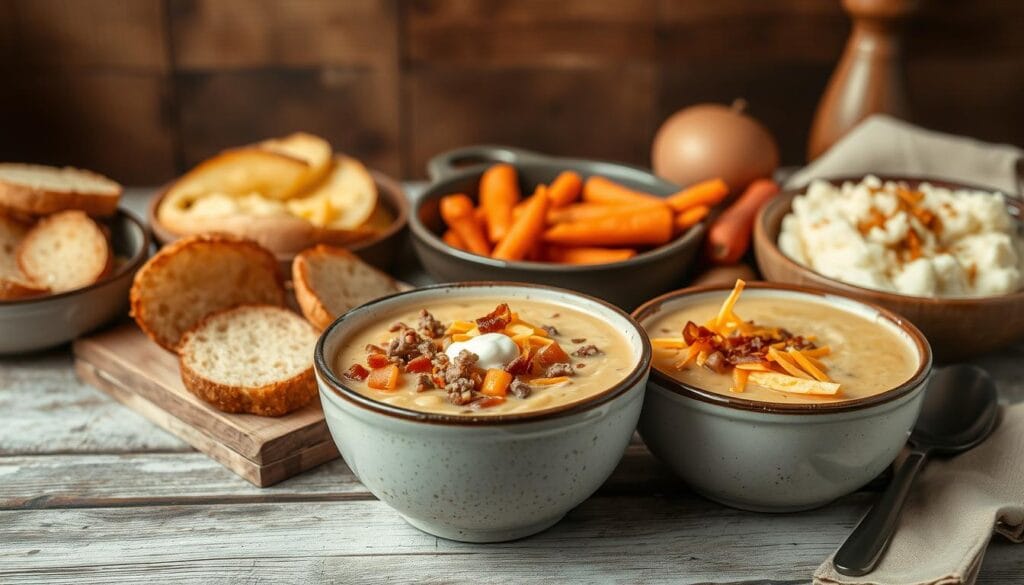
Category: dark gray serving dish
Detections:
[{"x1": 409, "y1": 145, "x2": 705, "y2": 309}]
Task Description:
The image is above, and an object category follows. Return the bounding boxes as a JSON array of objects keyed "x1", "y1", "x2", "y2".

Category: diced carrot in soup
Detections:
[{"x1": 367, "y1": 365, "x2": 400, "y2": 390}]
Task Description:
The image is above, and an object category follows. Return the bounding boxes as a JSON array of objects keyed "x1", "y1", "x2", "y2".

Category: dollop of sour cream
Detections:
[{"x1": 445, "y1": 333, "x2": 519, "y2": 370}]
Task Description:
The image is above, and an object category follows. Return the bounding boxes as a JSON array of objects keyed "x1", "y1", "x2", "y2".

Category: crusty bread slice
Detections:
[
  {"x1": 130, "y1": 235, "x2": 286, "y2": 351},
  {"x1": 17, "y1": 210, "x2": 110, "y2": 294},
  {"x1": 0, "y1": 163, "x2": 122, "y2": 216},
  {"x1": 162, "y1": 148, "x2": 313, "y2": 211},
  {"x1": 0, "y1": 214, "x2": 48, "y2": 300},
  {"x1": 287, "y1": 155, "x2": 377, "y2": 229},
  {"x1": 178, "y1": 304, "x2": 319, "y2": 416},
  {"x1": 258, "y1": 132, "x2": 333, "y2": 193},
  {"x1": 292, "y1": 244, "x2": 402, "y2": 330}
]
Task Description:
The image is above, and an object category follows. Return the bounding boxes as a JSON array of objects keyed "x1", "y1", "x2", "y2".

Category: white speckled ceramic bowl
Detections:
[
  {"x1": 315, "y1": 282, "x2": 651, "y2": 542},
  {"x1": 632, "y1": 283, "x2": 932, "y2": 513}
]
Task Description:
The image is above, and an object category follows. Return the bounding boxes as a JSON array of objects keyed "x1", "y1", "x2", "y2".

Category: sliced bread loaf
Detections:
[
  {"x1": 17, "y1": 210, "x2": 110, "y2": 294},
  {"x1": 0, "y1": 163, "x2": 122, "y2": 216},
  {"x1": 0, "y1": 214, "x2": 48, "y2": 299},
  {"x1": 178, "y1": 304, "x2": 319, "y2": 416},
  {"x1": 292, "y1": 244, "x2": 402, "y2": 330},
  {"x1": 130, "y1": 235, "x2": 285, "y2": 351}
]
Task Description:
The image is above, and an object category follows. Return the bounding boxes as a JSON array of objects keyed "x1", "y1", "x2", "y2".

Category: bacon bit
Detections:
[
  {"x1": 344, "y1": 363, "x2": 370, "y2": 381},
  {"x1": 405, "y1": 355, "x2": 433, "y2": 373},
  {"x1": 476, "y1": 303, "x2": 513, "y2": 333},
  {"x1": 857, "y1": 207, "x2": 888, "y2": 235},
  {"x1": 504, "y1": 349, "x2": 533, "y2": 375},
  {"x1": 366, "y1": 353, "x2": 390, "y2": 369}
]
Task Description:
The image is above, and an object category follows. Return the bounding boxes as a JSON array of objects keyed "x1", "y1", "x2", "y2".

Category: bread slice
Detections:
[
  {"x1": 16, "y1": 210, "x2": 110, "y2": 294},
  {"x1": 287, "y1": 155, "x2": 377, "y2": 229},
  {"x1": 162, "y1": 148, "x2": 313, "y2": 211},
  {"x1": 292, "y1": 245, "x2": 402, "y2": 330},
  {"x1": 130, "y1": 235, "x2": 286, "y2": 351},
  {"x1": 178, "y1": 304, "x2": 319, "y2": 416},
  {"x1": 0, "y1": 214, "x2": 48, "y2": 300},
  {"x1": 0, "y1": 163, "x2": 122, "y2": 216},
  {"x1": 258, "y1": 132, "x2": 333, "y2": 193}
]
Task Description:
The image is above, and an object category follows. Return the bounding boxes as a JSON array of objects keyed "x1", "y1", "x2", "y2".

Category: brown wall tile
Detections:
[
  {"x1": 175, "y1": 68, "x2": 401, "y2": 176},
  {"x1": 3, "y1": 0, "x2": 168, "y2": 71},
  {"x1": 0, "y1": 73, "x2": 175, "y2": 183},
  {"x1": 169, "y1": 0, "x2": 399, "y2": 69},
  {"x1": 405, "y1": 65, "x2": 657, "y2": 177}
]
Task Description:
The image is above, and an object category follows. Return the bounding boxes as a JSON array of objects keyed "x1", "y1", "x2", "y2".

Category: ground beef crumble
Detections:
[
  {"x1": 417, "y1": 309, "x2": 446, "y2": 339},
  {"x1": 509, "y1": 377, "x2": 531, "y2": 399},
  {"x1": 573, "y1": 344, "x2": 601, "y2": 357},
  {"x1": 446, "y1": 378, "x2": 476, "y2": 405},
  {"x1": 541, "y1": 324, "x2": 559, "y2": 337},
  {"x1": 386, "y1": 328, "x2": 424, "y2": 362},
  {"x1": 571, "y1": 337, "x2": 586, "y2": 344},
  {"x1": 415, "y1": 374, "x2": 435, "y2": 392},
  {"x1": 544, "y1": 362, "x2": 575, "y2": 377}
]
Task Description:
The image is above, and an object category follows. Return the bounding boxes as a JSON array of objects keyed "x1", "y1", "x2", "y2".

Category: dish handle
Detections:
[{"x1": 426, "y1": 145, "x2": 549, "y2": 181}]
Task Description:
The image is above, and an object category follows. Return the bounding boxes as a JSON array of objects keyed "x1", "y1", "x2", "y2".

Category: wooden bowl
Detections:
[
  {"x1": 753, "y1": 176, "x2": 1024, "y2": 362},
  {"x1": 148, "y1": 170, "x2": 408, "y2": 271}
]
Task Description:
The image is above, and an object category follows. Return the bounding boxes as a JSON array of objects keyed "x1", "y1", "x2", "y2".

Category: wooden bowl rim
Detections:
[{"x1": 755, "y1": 174, "x2": 1024, "y2": 307}]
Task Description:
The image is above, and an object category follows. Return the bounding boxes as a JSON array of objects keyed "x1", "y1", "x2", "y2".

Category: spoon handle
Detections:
[{"x1": 833, "y1": 450, "x2": 929, "y2": 576}]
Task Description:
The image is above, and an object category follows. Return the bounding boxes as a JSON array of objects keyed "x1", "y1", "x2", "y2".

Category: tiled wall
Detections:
[{"x1": 1, "y1": 0, "x2": 1022, "y2": 183}]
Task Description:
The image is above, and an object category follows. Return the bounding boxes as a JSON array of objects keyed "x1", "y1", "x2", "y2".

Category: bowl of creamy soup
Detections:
[
  {"x1": 314, "y1": 282, "x2": 651, "y2": 542},
  {"x1": 632, "y1": 280, "x2": 931, "y2": 512}
]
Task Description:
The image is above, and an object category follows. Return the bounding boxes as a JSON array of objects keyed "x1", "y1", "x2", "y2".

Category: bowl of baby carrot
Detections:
[{"x1": 410, "y1": 145, "x2": 728, "y2": 308}]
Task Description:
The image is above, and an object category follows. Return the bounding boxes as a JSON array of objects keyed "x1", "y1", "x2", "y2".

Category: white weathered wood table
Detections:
[{"x1": 2, "y1": 190, "x2": 1023, "y2": 584}]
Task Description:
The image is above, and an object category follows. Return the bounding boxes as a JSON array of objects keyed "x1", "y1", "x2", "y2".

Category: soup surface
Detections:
[
  {"x1": 646, "y1": 295, "x2": 918, "y2": 404},
  {"x1": 334, "y1": 297, "x2": 634, "y2": 415}
]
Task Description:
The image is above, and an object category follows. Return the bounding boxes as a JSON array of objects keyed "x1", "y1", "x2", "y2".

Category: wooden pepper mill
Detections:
[{"x1": 807, "y1": 0, "x2": 920, "y2": 160}]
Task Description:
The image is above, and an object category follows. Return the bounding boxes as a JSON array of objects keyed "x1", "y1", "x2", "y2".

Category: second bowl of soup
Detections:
[
  {"x1": 633, "y1": 281, "x2": 931, "y2": 512},
  {"x1": 315, "y1": 282, "x2": 651, "y2": 541}
]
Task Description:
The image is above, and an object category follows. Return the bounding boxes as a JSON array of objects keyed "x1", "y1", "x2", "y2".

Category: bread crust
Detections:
[
  {"x1": 0, "y1": 166, "x2": 122, "y2": 217},
  {"x1": 292, "y1": 244, "x2": 400, "y2": 331},
  {"x1": 0, "y1": 277, "x2": 48, "y2": 300},
  {"x1": 130, "y1": 234, "x2": 285, "y2": 352},
  {"x1": 16, "y1": 210, "x2": 112, "y2": 293},
  {"x1": 177, "y1": 304, "x2": 318, "y2": 416}
]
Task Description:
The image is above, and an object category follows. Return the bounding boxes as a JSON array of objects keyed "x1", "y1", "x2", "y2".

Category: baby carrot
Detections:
[
  {"x1": 479, "y1": 164, "x2": 521, "y2": 243},
  {"x1": 545, "y1": 246, "x2": 637, "y2": 264},
  {"x1": 493, "y1": 186, "x2": 551, "y2": 261},
  {"x1": 440, "y1": 194, "x2": 491, "y2": 256},
  {"x1": 675, "y1": 205, "x2": 711, "y2": 231},
  {"x1": 583, "y1": 176, "x2": 665, "y2": 206},
  {"x1": 548, "y1": 171, "x2": 583, "y2": 207},
  {"x1": 442, "y1": 229, "x2": 467, "y2": 251},
  {"x1": 543, "y1": 205, "x2": 672, "y2": 247},
  {"x1": 706, "y1": 178, "x2": 779, "y2": 265},
  {"x1": 547, "y1": 201, "x2": 662, "y2": 224},
  {"x1": 665, "y1": 178, "x2": 729, "y2": 212}
]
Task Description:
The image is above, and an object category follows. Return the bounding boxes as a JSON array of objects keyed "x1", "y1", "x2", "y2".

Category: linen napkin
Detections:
[
  {"x1": 814, "y1": 402, "x2": 1024, "y2": 585},
  {"x1": 785, "y1": 115, "x2": 1023, "y2": 195}
]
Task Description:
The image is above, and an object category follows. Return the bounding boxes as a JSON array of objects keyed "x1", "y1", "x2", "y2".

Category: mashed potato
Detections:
[{"x1": 779, "y1": 176, "x2": 1023, "y2": 297}]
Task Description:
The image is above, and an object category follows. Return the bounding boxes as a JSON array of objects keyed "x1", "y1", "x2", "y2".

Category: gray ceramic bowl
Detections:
[
  {"x1": 409, "y1": 145, "x2": 706, "y2": 310},
  {"x1": 315, "y1": 282, "x2": 651, "y2": 542},
  {"x1": 632, "y1": 283, "x2": 932, "y2": 512},
  {"x1": 0, "y1": 209, "x2": 150, "y2": 354}
]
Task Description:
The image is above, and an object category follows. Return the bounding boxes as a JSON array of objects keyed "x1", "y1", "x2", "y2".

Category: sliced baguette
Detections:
[
  {"x1": 287, "y1": 155, "x2": 377, "y2": 229},
  {"x1": 0, "y1": 214, "x2": 48, "y2": 300},
  {"x1": 17, "y1": 210, "x2": 110, "y2": 294},
  {"x1": 0, "y1": 163, "x2": 122, "y2": 216},
  {"x1": 258, "y1": 132, "x2": 333, "y2": 193},
  {"x1": 178, "y1": 304, "x2": 319, "y2": 416},
  {"x1": 292, "y1": 245, "x2": 402, "y2": 330},
  {"x1": 130, "y1": 235, "x2": 285, "y2": 351}
]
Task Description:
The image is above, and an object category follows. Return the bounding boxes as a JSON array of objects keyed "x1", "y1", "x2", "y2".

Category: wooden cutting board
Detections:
[{"x1": 72, "y1": 322, "x2": 339, "y2": 487}]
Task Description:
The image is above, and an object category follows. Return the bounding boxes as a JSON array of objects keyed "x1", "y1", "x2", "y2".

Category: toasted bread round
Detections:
[
  {"x1": 178, "y1": 304, "x2": 319, "y2": 416},
  {"x1": 0, "y1": 214, "x2": 48, "y2": 300},
  {"x1": 17, "y1": 210, "x2": 110, "y2": 294},
  {"x1": 0, "y1": 163, "x2": 122, "y2": 216},
  {"x1": 130, "y1": 235, "x2": 286, "y2": 351},
  {"x1": 292, "y1": 244, "x2": 402, "y2": 330}
]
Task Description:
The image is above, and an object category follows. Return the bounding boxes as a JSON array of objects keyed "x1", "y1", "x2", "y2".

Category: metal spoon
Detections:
[{"x1": 833, "y1": 365, "x2": 1000, "y2": 577}]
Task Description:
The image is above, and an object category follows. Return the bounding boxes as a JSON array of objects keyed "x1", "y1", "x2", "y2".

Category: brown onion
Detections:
[{"x1": 651, "y1": 100, "x2": 780, "y2": 192}]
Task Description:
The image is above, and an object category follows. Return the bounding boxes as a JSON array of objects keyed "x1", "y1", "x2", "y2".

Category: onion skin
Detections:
[{"x1": 651, "y1": 101, "x2": 780, "y2": 193}]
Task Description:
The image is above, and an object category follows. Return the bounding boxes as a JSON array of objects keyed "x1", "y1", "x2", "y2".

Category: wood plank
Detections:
[
  {"x1": 175, "y1": 68, "x2": 401, "y2": 177},
  {"x1": 0, "y1": 350, "x2": 188, "y2": 455},
  {"x1": 405, "y1": 0, "x2": 657, "y2": 67},
  {"x1": 0, "y1": 494, "x2": 1019, "y2": 584},
  {"x1": 405, "y1": 65, "x2": 657, "y2": 177},
  {"x1": 0, "y1": 72, "x2": 176, "y2": 184},
  {"x1": 169, "y1": 0, "x2": 399, "y2": 69},
  {"x1": 0, "y1": 444, "x2": 669, "y2": 509},
  {"x1": 4, "y1": 0, "x2": 168, "y2": 71}
]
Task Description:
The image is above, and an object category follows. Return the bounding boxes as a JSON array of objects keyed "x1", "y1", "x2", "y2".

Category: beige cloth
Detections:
[
  {"x1": 786, "y1": 115, "x2": 1023, "y2": 195},
  {"x1": 814, "y1": 403, "x2": 1024, "y2": 585}
]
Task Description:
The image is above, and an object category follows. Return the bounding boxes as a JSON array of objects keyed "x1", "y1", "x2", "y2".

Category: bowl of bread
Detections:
[
  {"x1": 0, "y1": 163, "x2": 148, "y2": 354},
  {"x1": 129, "y1": 234, "x2": 403, "y2": 416},
  {"x1": 149, "y1": 132, "x2": 407, "y2": 270}
]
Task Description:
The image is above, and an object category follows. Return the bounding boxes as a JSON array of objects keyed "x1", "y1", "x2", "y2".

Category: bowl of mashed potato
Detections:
[{"x1": 754, "y1": 175, "x2": 1024, "y2": 360}]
